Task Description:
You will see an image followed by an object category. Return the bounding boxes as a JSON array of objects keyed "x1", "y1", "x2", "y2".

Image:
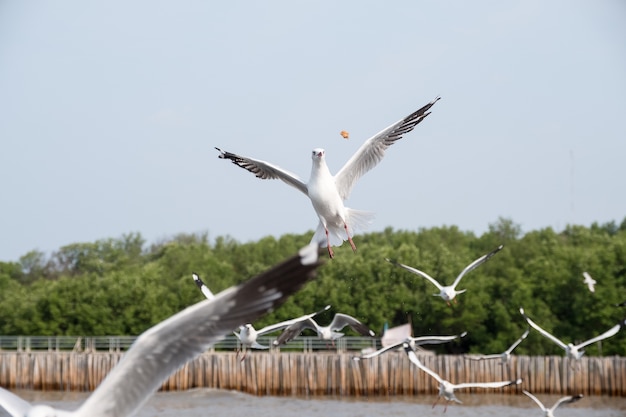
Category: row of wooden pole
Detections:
[{"x1": 1, "y1": 352, "x2": 624, "y2": 396}]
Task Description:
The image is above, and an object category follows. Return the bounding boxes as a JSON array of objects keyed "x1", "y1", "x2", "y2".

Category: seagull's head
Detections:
[{"x1": 311, "y1": 148, "x2": 325, "y2": 160}]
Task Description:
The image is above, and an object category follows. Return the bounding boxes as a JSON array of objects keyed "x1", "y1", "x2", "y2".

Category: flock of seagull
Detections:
[{"x1": 0, "y1": 98, "x2": 621, "y2": 416}]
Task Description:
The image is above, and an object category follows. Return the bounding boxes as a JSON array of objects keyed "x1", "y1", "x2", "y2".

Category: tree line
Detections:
[{"x1": 1, "y1": 217, "x2": 625, "y2": 356}]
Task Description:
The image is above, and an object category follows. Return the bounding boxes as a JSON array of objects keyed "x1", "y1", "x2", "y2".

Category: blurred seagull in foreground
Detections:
[
  {"x1": 387, "y1": 245, "x2": 503, "y2": 305},
  {"x1": 403, "y1": 343, "x2": 521, "y2": 412},
  {"x1": 0, "y1": 243, "x2": 323, "y2": 417},
  {"x1": 273, "y1": 312, "x2": 375, "y2": 346},
  {"x1": 582, "y1": 271, "x2": 596, "y2": 293},
  {"x1": 519, "y1": 307, "x2": 624, "y2": 360},
  {"x1": 465, "y1": 328, "x2": 529, "y2": 365},
  {"x1": 353, "y1": 331, "x2": 467, "y2": 360},
  {"x1": 216, "y1": 97, "x2": 440, "y2": 258},
  {"x1": 523, "y1": 390, "x2": 583, "y2": 417}
]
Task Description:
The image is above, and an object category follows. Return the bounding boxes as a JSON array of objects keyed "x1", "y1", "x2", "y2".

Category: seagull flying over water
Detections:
[
  {"x1": 519, "y1": 307, "x2": 624, "y2": 360},
  {"x1": 402, "y1": 343, "x2": 521, "y2": 412},
  {"x1": 0, "y1": 243, "x2": 322, "y2": 417},
  {"x1": 273, "y1": 312, "x2": 375, "y2": 346},
  {"x1": 354, "y1": 331, "x2": 467, "y2": 360},
  {"x1": 387, "y1": 245, "x2": 503, "y2": 305},
  {"x1": 216, "y1": 97, "x2": 440, "y2": 258},
  {"x1": 582, "y1": 271, "x2": 596, "y2": 293},
  {"x1": 522, "y1": 390, "x2": 583, "y2": 417},
  {"x1": 465, "y1": 328, "x2": 529, "y2": 365}
]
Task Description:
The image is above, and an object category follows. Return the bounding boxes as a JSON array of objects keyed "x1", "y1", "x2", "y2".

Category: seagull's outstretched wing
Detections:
[
  {"x1": 192, "y1": 273, "x2": 215, "y2": 300},
  {"x1": 519, "y1": 307, "x2": 568, "y2": 351},
  {"x1": 0, "y1": 388, "x2": 33, "y2": 417},
  {"x1": 504, "y1": 328, "x2": 530, "y2": 354},
  {"x1": 334, "y1": 97, "x2": 440, "y2": 200},
  {"x1": 451, "y1": 245, "x2": 503, "y2": 289},
  {"x1": 273, "y1": 317, "x2": 319, "y2": 346},
  {"x1": 330, "y1": 313, "x2": 375, "y2": 336},
  {"x1": 215, "y1": 147, "x2": 308, "y2": 196},
  {"x1": 522, "y1": 390, "x2": 547, "y2": 411},
  {"x1": 402, "y1": 343, "x2": 444, "y2": 384},
  {"x1": 576, "y1": 320, "x2": 624, "y2": 349},
  {"x1": 356, "y1": 332, "x2": 465, "y2": 360},
  {"x1": 453, "y1": 379, "x2": 521, "y2": 390},
  {"x1": 74, "y1": 243, "x2": 322, "y2": 417},
  {"x1": 386, "y1": 258, "x2": 444, "y2": 291},
  {"x1": 551, "y1": 393, "x2": 584, "y2": 411},
  {"x1": 256, "y1": 305, "x2": 331, "y2": 336}
]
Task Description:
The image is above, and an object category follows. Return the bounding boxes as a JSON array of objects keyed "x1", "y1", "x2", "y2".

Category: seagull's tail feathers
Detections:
[{"x1": 311, "y1": 209, "x2": 374, "y2": 248}]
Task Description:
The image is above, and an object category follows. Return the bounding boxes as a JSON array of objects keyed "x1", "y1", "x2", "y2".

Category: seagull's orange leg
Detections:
[
  {"x1": 325, "y1": 229, "x2": 335, "y2": 258},
  {"x1": 344, "y1": 224, "x2": 357, "y2": 252}
]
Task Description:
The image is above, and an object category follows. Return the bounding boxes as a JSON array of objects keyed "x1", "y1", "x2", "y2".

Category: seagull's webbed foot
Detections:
[{"x1": 324, "y1": 228, "x2": 335, "y2": 258}]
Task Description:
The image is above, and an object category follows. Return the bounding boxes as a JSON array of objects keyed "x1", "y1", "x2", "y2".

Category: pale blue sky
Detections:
[{"x1": 1, "y1": 1, "x2": 625, "y2": 262}]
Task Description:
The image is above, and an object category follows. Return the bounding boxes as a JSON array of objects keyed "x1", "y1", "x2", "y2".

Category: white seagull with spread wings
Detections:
[
  {"x1": 354, "y1": 331, "x2": 467, "y2": 360},
  {"x1": 523, "y1": 390, "x2": 583, "y2": 417},
  {"x1": 519, "y1": 307, "x2": 624, "y2": 360},
  {"x1": 273, "y1": 312, "x2": 375, "y2": 346},
  {"x1": 403, "y1": 343, "x2": 521, "y2": 412},
  {"x1": 0, "y1": 243, "x2": 322, "y2": 417},
  {"x1": 216, "y1": 97, "x2": 440, "y2": 258},
  {"x1": 387, "y1": 245, "x2": 503, "y2": 305},
  {"x1": 465, "y1": 328, "x2": 530, "y2": 365}
]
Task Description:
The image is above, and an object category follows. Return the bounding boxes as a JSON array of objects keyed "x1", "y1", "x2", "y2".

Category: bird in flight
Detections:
[
  {"x1": 387, "y1": 245, "x2": 503, "y2": 305},
  {"x1": 0, "y1": 243, "x2": 323, "y2": 417},
  {"x1": 216, "y1": 96, "x2": 440, "y2": 258}
]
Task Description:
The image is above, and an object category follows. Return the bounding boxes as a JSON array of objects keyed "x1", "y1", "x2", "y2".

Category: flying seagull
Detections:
[
  {"x1": 0, "y1": 243, "x2": 322, "y2": 417},
  {"x1": 387, "y1": 245, "x2": 503, "y2": 305},
  {"x1": 465, "y1": 328, "x2": 530, "y2": 365},
  {"x1": 233, "y1": 305, "x2": 330, "y2": 359},
  {"x1": 403, "y1": 343, "x2": 521, "y2": 412},
  {"x1": 216, "y1": 96, "x2": 440, "y2": 258},
  {"x1": 193, "y1": 272, "x2": 330, "y2": 358},
  {"x1": 273, "y1": 312, "x2": 375, "y2": 346},
  {"x1": 522, "y1": 390, "x2": 583, "y2": 417},
  {"x1": 582, "y1": 271, "x2": 596, "y2": 293},
  {"x1": 354, "y1": 332, "x2": 467, "y2": 360},
  {"x1": 519, "y1": 307, "x2": 624, "y2": 360}
]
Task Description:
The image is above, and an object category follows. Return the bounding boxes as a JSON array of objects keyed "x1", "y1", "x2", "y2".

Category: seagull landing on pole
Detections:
[{"x1": 216, "y1": 97, "x2": 440, "y2": 258}]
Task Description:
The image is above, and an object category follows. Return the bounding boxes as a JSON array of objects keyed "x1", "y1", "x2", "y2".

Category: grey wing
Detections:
[
  {"x1": 505, "y1": 328, "x2": 530, "y2": 354},
  {"x1": 576, "y1": 321, "x2": 623, "y2": 349},
  {"x1": 273, "y1": 318, "x2": 318, "y2": 346},
  {"x1": 75, "y1": 243, "x2": 322, "y2": 417},
  {"x1": 411, "y1": 332, "x2": 467, "y2": 346},
  {"x1": 0, "y1": 387, "x2": 33, "y2": 417},
  {"x1": 451, "y1": 244, "x2": 503, "y2": 288},
  {"x1": 386, "y1": 258, "x2": 444, "y2": 291},
  {"x1": 330, "y1": 313, "x2": 375, "y2": 336},
  {"x1": 465, "y1": 354, "x2": 501, "y2": 361},
  {"x1": 523, "y1": 390, "x2": 547, "y2": 411},
  {"x1": 402, "y1": 343, "x2": 443, "y2": 383},
  {"x1": 519, "y1": 308, "x2": 568, "y2": 350},
  {"x1": 215, "y1": 147, "x2": 308, "y2": 196},
  {"x1": 551, "y1": 394, "x2": 583, "y2": 411},
  {"x1": 334, "y1": 97, "x2": 440, "y2": 200},
  {"x1": 354, "y1": 341, "x2": 403, "y2": 360},
  {"x1": 257, "y1": 305, "x2": 331, "y2": 336},
  {"x1": 454, "y1": 378, "x2": 521, "y2": 390}
]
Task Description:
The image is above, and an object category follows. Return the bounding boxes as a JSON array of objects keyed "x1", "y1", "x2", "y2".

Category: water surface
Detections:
[{"x1": 3, "y1": 389, "x2": 625, "y2": 417}]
